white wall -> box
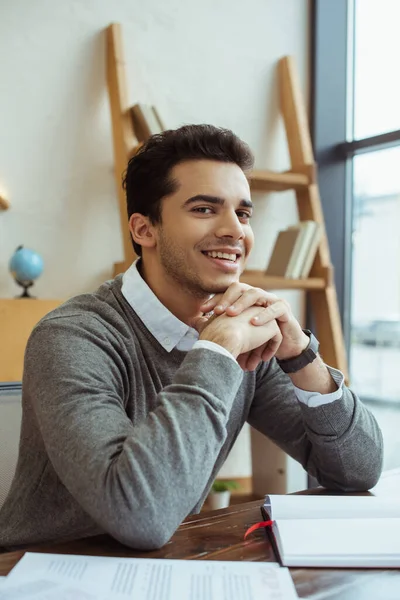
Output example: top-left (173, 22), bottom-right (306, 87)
top-left (0, 0), bottom-right (310, 484)
top-left (0, 0), bottom-right (309, 299)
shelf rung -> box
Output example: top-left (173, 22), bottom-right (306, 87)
top-left (240, 270), bottom-right (325, 290)
top-left (248, 169), bottom-right (309, 192)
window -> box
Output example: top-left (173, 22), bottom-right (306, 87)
top-left (351, 146), bottom-right (400, 401)
top-left (354, 0), bottom-right (400, 139)
top-left (313, 0), bottom-right (400, 469)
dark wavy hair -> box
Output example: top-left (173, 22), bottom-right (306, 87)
top-left (122, 124), bottom-right (254, 256)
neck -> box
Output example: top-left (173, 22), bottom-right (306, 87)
top-left (138, 258), bottom-right (209, 326)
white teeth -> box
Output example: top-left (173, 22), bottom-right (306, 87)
top-left (205, 251), bottom-right (237, 261)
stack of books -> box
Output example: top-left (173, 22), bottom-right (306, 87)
top-left (266, 221), bottom-right (320, 279)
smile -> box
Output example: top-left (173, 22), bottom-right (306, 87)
top-left (201, 250), bottom-right (241, 273)
top-left (202, 251), bottom-right (239, 262)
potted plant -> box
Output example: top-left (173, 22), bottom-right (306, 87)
top-left (208, 480), bottom-right (240, 510)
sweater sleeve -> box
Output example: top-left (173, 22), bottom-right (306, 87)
top-left (247, 358), bottom-right (383, 491)
top-left (24, 314), bottom-right (243, 550)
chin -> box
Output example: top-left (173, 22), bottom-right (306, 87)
top-left (200, 274), bottom-right (240, 294)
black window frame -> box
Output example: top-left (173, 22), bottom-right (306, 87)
top-left (311, 0), bottom-right (400, 356)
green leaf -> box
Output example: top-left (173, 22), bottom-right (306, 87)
top-left (211, 480), bottom-right (240, 492)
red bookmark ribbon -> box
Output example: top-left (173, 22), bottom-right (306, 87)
top-left (244, 520), bottom-right (273, 540)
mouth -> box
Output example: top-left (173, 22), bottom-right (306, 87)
top-left (201, 250), bottom-right (242, 272)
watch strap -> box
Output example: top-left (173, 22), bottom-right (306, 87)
top-left (276, 329), bottom-right (319, 374)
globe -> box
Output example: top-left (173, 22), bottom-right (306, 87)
top-left (9, 245), bottom-right (44, 298)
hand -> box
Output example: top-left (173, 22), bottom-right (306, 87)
top-left (200, 282), bottom-right (309, 360)
top-left (195, 306), bottom-right (283, 371)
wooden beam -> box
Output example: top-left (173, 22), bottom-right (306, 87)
top-left (240, 270), bottom-right (325, 290)
top-left (248, 169), bottom-right (309, 192)
top-left (106, 23), bottom-right (137, 269)
top-left (278, 55), bottom-right (347, 377)
top-left (278, 56), bottom-right (331, 271)
top-left (310, 287), bottom-right (349, 377)
top-left (113, 260), bottom-right (133, 277)
top-left (279, 56), bottom-right (314, 166)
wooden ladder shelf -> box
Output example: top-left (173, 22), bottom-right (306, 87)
top-left (105, 23), bottom-right (348, 378)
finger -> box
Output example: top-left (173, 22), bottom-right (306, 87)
top-left (261, 331), bottom-right (283, 362)
top-left (238, 334), bottom-right (278, 371)
top-left (205, 282), bottom-right (250, 314)
top-left (250, 301), bottom-right (291, 325)
top-left (245, 345), bottom-right (267, 371)
top-left (193, 315), bottom-right (211, 334)
top-left (237, 351), bottom-right (251, 371)
top-left (224, 288), bottom-right (268, 315)
top-left (199, 293), bottom-right (223, 313)
top-left (226, 290), bottom-right (279, 315)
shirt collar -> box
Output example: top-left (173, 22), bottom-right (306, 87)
top-left (121, 260), bottom-right (198, 352)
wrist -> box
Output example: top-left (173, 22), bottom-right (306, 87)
top-left (275, 332), bottom-right (310, 361)
top-left (277, 329), bottom-right (320, 374)
top-left (199, 331), bottom-right (241, 358)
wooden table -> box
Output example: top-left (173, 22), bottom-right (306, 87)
top-left (1, 469), bottom-right (400, 599)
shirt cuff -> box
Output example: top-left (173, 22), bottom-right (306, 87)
top-left (192, 340), bottom-right (237, 363)
top-left (294, 365), bottom-right (344, 407)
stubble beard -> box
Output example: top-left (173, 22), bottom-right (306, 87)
top-left (158, 228), bottom-right (234, 299)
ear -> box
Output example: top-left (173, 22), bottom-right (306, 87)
top-left (129, 213), bottom-right (157, 251)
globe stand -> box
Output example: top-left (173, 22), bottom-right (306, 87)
top-left (15, 279), bottom-right (36, 299)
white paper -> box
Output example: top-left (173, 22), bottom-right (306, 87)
top-left (4, 553), bottom-right (298, 600)
top-left (266, 494), bottom-right (400, 520)
top-left (276, 517), bottom-right (400, 568)
top-left (0, 578), bottom-right (95, 599)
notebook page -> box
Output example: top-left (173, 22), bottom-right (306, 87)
top-left (276, 517), bottom-right (400, 568)
top-left (5, 553), bottom-right (298, 600)
top-left (266, 494), bottom-right (400, 520)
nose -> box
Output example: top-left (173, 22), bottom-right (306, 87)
top-left (215, 209), bottom-right (245, 241)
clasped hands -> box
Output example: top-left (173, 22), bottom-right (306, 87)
top-left (196, 283), bottom-right (309, 371)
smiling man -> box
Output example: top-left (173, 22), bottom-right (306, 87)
top-left (130, 158), bottom-right (255, 318)
top-left (0, 125), bottom-right (383, 552)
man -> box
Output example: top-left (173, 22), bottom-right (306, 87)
top-left (0, 124), bottom-right (383, 551)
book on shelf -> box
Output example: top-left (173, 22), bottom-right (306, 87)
top-left (265, 221), bottom-right (320, 279)
top-left (286, 221), bottom-right (320, 278)
top-left (265, 227), bottom-right (303, 277)
top-left (298, 223), bottom-right (321, 278)
top-left (131, 103), bottom-right (165, 141)
top-left (261, 494), bottom-right (400, 568)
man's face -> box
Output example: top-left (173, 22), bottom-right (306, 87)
top-left (152, 159), bottom-right (254, 297)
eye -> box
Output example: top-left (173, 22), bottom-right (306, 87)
top-left (192, 206), bottom-right (214, 214)
top-left (236, 210), bottom-right (252, 221)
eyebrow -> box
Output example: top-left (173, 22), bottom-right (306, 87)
top-left (182, 194), bottom-right (253, 210)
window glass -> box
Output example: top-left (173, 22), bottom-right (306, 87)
top-left (354, 0), bottom-right (400, 139)
top-left (350, 146), bottom-right (400, 401)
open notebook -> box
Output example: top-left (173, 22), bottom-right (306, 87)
top-left (262, 495), bottom-right (400, 568)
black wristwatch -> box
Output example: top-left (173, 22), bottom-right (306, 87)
top-left (276, 329), bottom-right (319, 374)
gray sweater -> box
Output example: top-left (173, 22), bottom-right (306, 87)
top-left (0, 277), bottom-right (383, 550)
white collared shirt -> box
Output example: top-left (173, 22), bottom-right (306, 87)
top-left (121, 260), bottom-right (344, 407)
